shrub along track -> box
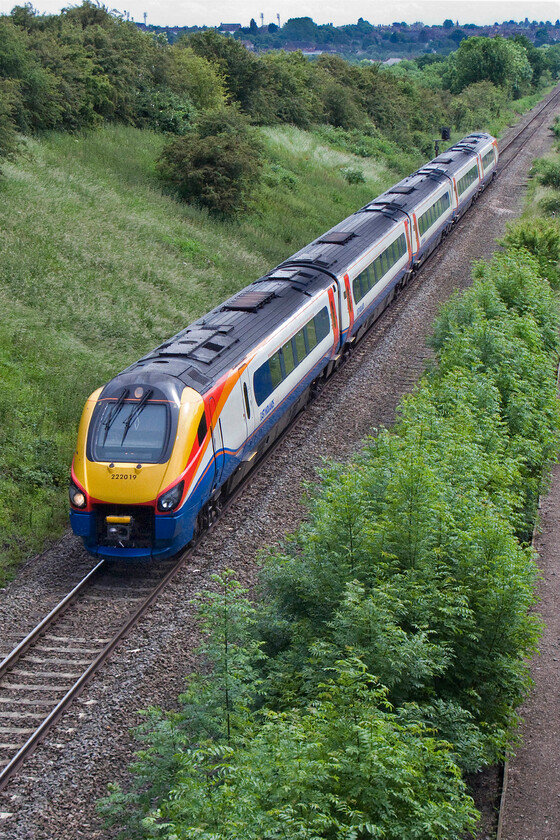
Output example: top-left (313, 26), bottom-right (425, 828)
top-left (0, 89), bottom-right (559, 838)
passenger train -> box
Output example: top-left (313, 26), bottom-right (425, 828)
top-left (69, 132), bottom-right (498, 560)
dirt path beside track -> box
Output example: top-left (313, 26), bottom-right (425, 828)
top-left (500, 462), bottom-right (560, 840)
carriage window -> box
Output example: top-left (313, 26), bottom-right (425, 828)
top-left (293, 329), bottom-right (306, 364)
top-left (305, 319), bottom-right (317, 350)
top-left (314, 307), bottom-right (330, 342)
top-left (282, 342), bottom-right (296, 377)
top-left (482, 149), bottom-right (495, 170)
top-left (418, 192), bottom-right (450, 237)
top-left (352, 233), bottom-right (407, 305)
top-left (253, 306), bottom-right (332, 406)
top-left (457, 165), bottom-right (478, 196)
top-left (269, 352), bottom-right (282, 389)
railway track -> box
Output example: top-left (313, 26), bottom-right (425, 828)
top-left (0, 558), bottom-right (180, 789)
top-left (497, 83), bottom-right (560, 170)
top-left (1, 83), bottom-right (559, 799)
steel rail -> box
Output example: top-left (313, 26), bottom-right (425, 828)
top-left (0, 556), bottom-right (180, 790)
top-left (497, 84), bottom-right (560, 168)
top-left (0, 559), bottom-right (106, 680)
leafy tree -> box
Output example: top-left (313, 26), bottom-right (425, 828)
top-left (545, 43), bottom-right (560, 77)
top-left (165, 45), bottom-right (226, 111)
top-left (449, 80), bottom-right (507, 130)
top-left (157, 106), bottom-right (263, 216)
top-left (447, 35), bottom-right (533, 97)
top-left (186, 29), bottom-right (262, 111)
top-left (101, 652), bottom-right (478, 839)
top-left (134, 86), bottom-right (195, 134)
top-left (250, 50), bottom-right (317, 127)
top-left (281, 16), bottom-right (321, 42)
top-left (450, 28), bottom-right (467, 44)
top-left (0, 16), bottom-right (62, 131)
top-left (510, 34), bottom-right (548, 85)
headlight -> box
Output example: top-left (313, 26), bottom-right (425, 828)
top-left (157, 480), bottom-right (184, 512)
top-left (69, 480), bottom-right (87, 509)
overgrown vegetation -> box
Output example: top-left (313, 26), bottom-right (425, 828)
top-left (99, 237), bottom-right (560, 838)
top-left (1, 4), bottom-right (560, 213)
top-left (157, 107), bottom-right (263, 217)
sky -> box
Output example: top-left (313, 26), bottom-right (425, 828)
top-left (0, 0), bottom-right (558, 29)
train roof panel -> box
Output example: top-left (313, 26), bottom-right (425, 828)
top-left (283, 209), bottom-right (402, 275)
top-left (122, 265), bottom-right (335, 392)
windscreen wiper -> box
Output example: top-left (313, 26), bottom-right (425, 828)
top-left (120, 389), bottom-right (154, 446)
top-left (101, 388), bottom-right (129, 445)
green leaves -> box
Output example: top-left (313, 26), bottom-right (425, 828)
top-left (447, 36), bottom-right (533, 98)
top-left (157, 107), bottom-right (263, 217)
top-left (126, 660), bottom-right (477, 840)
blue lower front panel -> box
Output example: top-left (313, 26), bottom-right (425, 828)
top-left (70, 505), bottom-right (197, 561)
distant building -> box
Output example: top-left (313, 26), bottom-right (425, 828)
top-left (219, 23), bottom-right (242, 32)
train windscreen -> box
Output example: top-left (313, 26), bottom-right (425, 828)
top-left (90, 397), bottom-right (170, 463)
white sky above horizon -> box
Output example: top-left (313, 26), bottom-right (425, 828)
top-left (0, 0), bottom-right (558, 29)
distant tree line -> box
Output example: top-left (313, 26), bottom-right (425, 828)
top-left (230, 14), bottom-right (560, 60)
top-left (147, 15), bottom-right (560, 61)
top-left (2, 3), bottom-right (560, 216)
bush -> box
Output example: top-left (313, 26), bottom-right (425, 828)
top-left (501, 219), bottom-right (560, 288)
top-left (135, 86), bottom-right (195, 135)
top-left (157, 106), bottom-right (263, 216)
top-left (532, 158), bottom-right (560, 189)
top-left (540, 194), bottom-right (560, 215)
top-left (340, 166), bottom-right (365, 184)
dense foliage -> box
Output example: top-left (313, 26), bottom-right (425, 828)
top-left (100, 238), bottom-right (560, 838)
top-left (2, 3), bottom-right (560, 212)
top-left (157, 107), bottom-right (263, 216)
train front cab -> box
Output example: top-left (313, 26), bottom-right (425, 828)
top-left (70, 381), bottom-right (209, 560)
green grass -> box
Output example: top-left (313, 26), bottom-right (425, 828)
top-left (0, 123), bottom-right (400, 581)
top-left (486, 86), bottom-right (557, 138)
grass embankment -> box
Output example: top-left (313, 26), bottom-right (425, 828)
top-left (0, 124), bottom-right (405, 581)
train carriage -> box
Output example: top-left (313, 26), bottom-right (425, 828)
top-left (69, 132), bottom-right (498, 560)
